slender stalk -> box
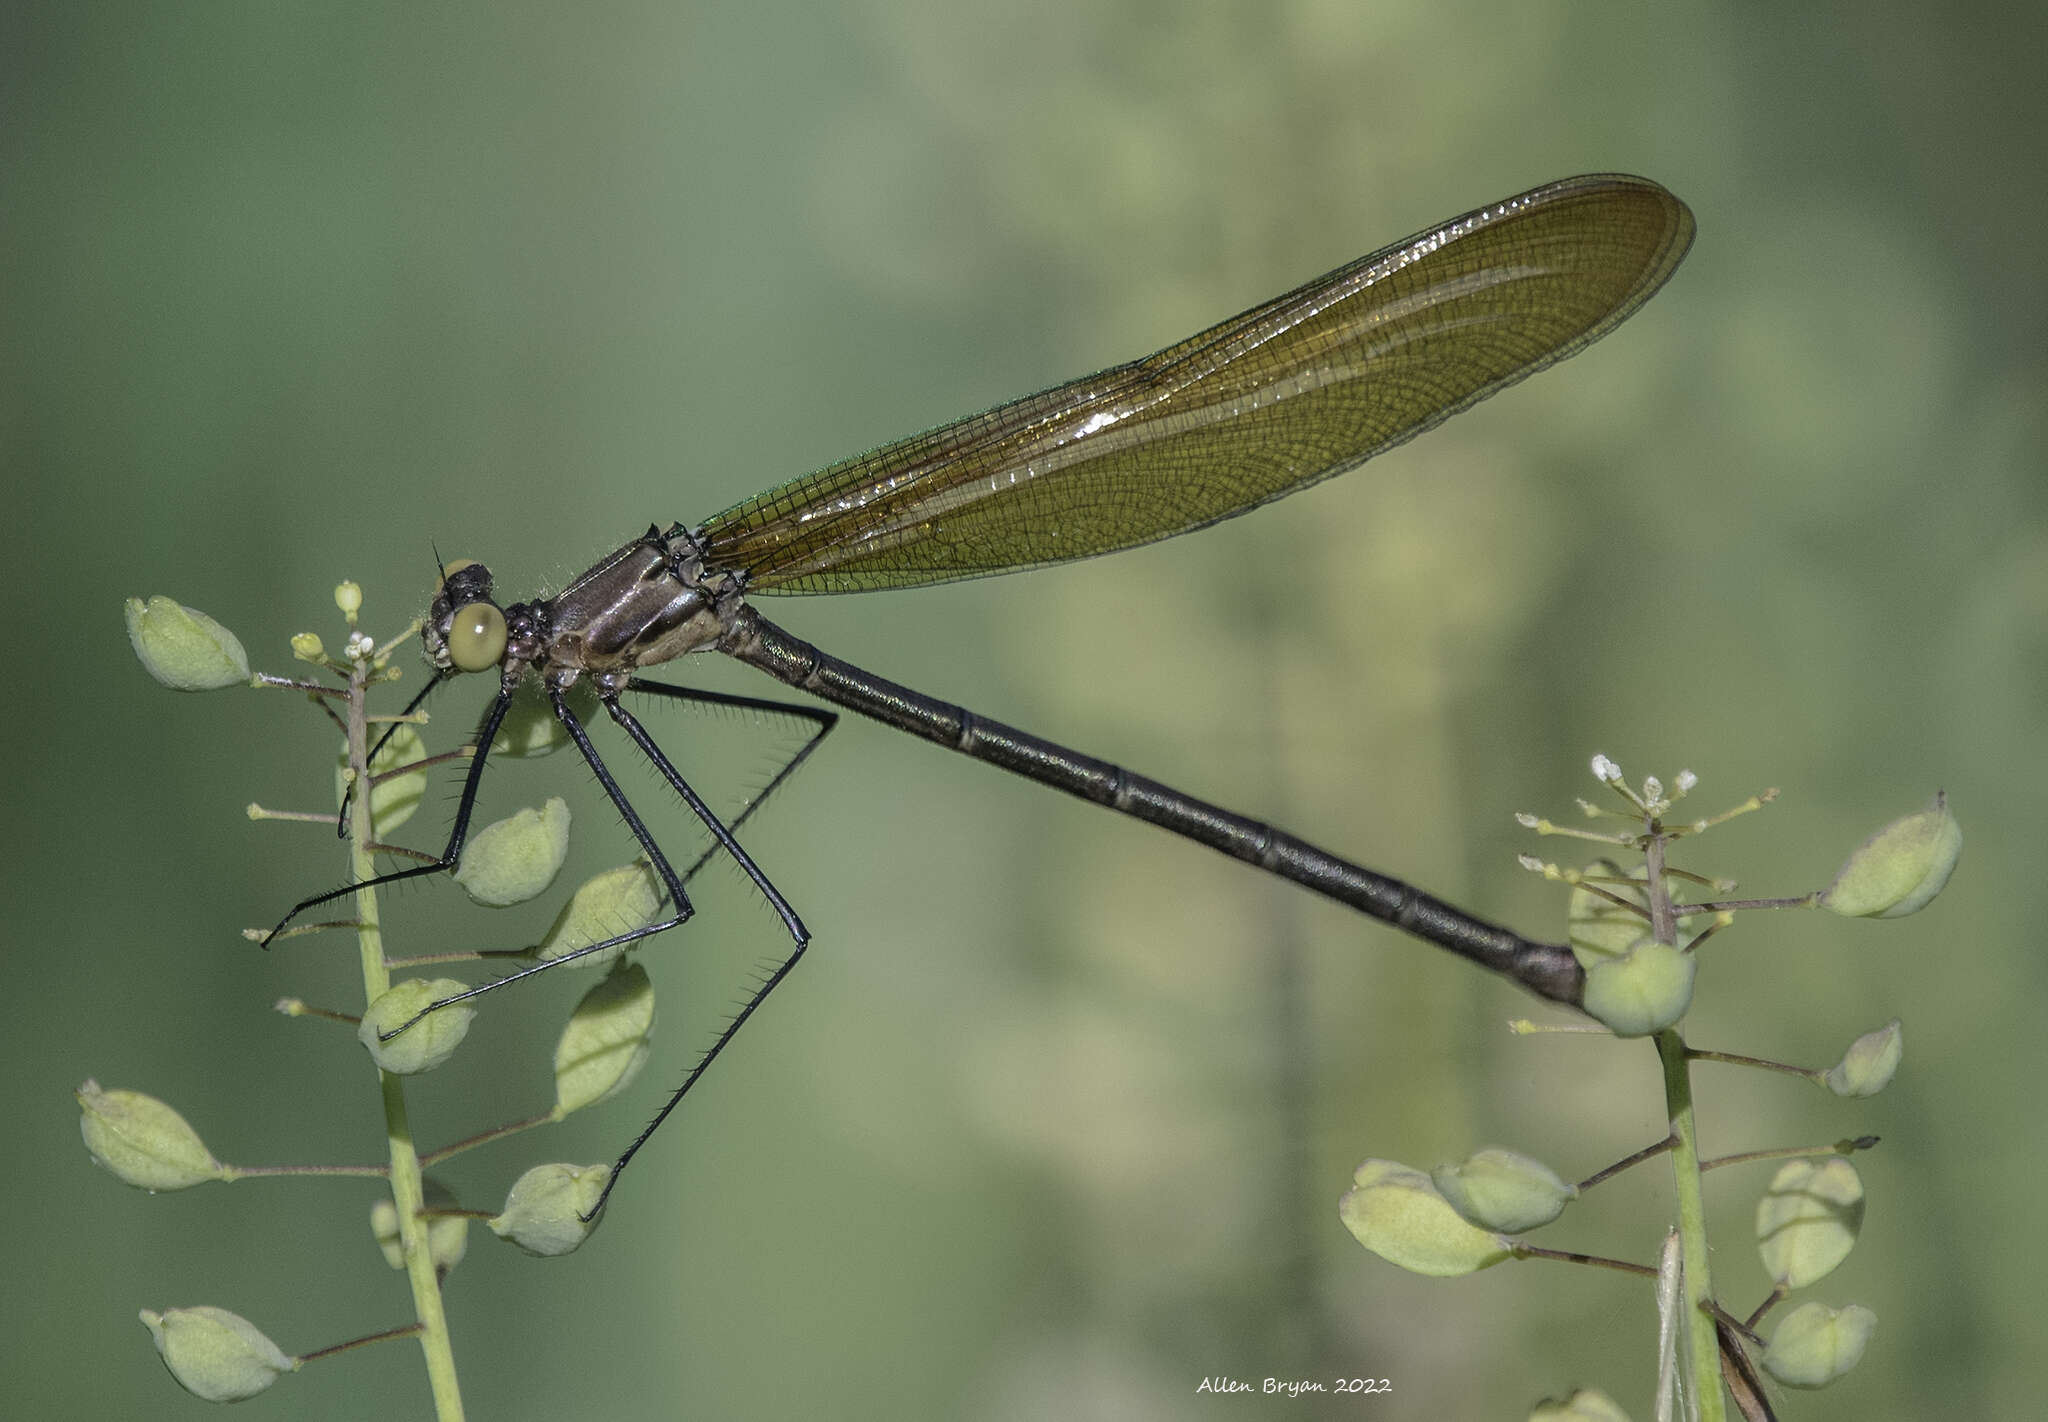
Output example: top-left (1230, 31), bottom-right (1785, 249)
top-left (420, 1111), bottom-right (558, 1168)
top-left (1647, 829), bottom-right (1725, 1422)
top-left (1677, 893), bottom-right (1818, 914)
top-left (1701, 1134), bottom-right (1878, 1172)
top-left (1686, 1047), bottom-right (1817, 1080)
top-left (220, 1162), bottom-right (389, 1180)
top-left (297, 1322), bottom-right (426, 1365)
top-left (1507, 1242), bottom-right (1658, 1279)
top-left (1576, 1133), bottom-right (1676, 1192)
top-left (346, 649), bottom-right (465, 1421)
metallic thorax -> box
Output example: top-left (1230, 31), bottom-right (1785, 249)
top-left (425, 524), bottom-right (744, 691)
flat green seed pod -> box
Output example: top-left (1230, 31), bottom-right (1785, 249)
top-left (554, 963), bottom-right (657, 1115)
top-left (358, 979), bottom-right (474, 1074)
top-left (490, 681), bottom-right (602, 757)
top-left (1582, 940), bottom-right (1695, 1037)
top-left (77, 1080), bottom-right (224, 1191)
top-left (1762, 1301), bottom-right (1876, 1388)
top-left (1567, 861), bottom-right (1645, 962)
top-left (1432, 1146), bottom-right (1576, 1233)
top-left (1824, 1019), bottom-right (1904, 1097)
top-left (334, 723), bottom-right (428, 836)
top-left (139, 1305), bottom-right (296, 1402)
top-left (125, 596), bottom-right (249, 691)
top-left (1339, 1159), bottom-right (1511, 1277)
top-left (370, 1176), bottom-right (469, 1276)
top-left (1756, 1157), bottom-right (1864, 1288)
top-left (490, 1163), bottom-right (609, 1256)
top-left (535, 861), bottom-right (664, 969)
top-left (454, 797), bottom-right (572, 906)
top-left (1822, 793), bottom-right (1962, 918)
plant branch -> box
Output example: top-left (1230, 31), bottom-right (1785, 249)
top-left (1647, 829), bottom-right (1726, 1422)
top-left (345, 640), bottom-right (465, 1422)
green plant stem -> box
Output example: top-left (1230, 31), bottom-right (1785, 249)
top-left (1646, 831), bottom-right (1725, 1422)
top-left (347, 651), bottom-right (465, 1422)
top-left (1657, 1030), bottom-right (1724, 1422)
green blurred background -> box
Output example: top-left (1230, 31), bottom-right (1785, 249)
top-left (8, 2), bottom-right (2044, 1417)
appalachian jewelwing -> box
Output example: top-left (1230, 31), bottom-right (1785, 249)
top-left (273, 173), bottom-right (1694, 1215)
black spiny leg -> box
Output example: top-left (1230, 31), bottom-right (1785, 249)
top-left (261, 682), bottom-right (517, 947)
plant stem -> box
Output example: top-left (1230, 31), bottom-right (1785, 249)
top-left (1658, 1029), bottom-right (1725, 1422)
top-left (347, 650), bottom-right (465, 1422)
top-left (1647, 829), bottom-right (1725, 1422)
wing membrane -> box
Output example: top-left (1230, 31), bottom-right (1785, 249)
top-left (698, 173), bottom-right (1693, 594)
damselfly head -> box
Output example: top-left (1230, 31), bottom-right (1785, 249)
top-left (425, 559), bottom-right (507, 674)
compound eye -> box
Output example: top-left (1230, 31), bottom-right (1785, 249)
top-left (447, 601), bottom-right (507, 672)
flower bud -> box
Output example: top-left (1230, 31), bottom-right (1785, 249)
top-left (554, 964), bottom-right (656, 1115)
top-left (536, 861), bottom-right (663, 969)
top-left (290, 632), bottom-right (325, 663)
top-left (1581, 940), bottom-right (1695, 1037)
top-left (358, 980), bottom-right (474, 1074)
top-left (1431, 1147), bottom-right (1576, 1233)
top-left (454, 798), bottom-right (571, 907)
top-left (370, 1176), bottom-right (469, 1276)
top-left (1822, 793), bottom-right (1962, 918)
top-left (334, 581), bottom-right (362, 616)
top-left (125, 596), bottom-right (249, 691)
top-left (78, 1080), bottom-right (226, 1190)
top-left (1824, 1019), bottom-right (1903, 1097)
top-left (1756, 1158), bottom-right (1863, 1289)
top-left (490, 1163), bottom-right (609, 1256)
top-left (1761, 1301), bottom-right (1876, 1388)
top-left (139, 1305), bottom-right (296, 1402)
top-left (1338, 1159), bottom-right (1511, 1277)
